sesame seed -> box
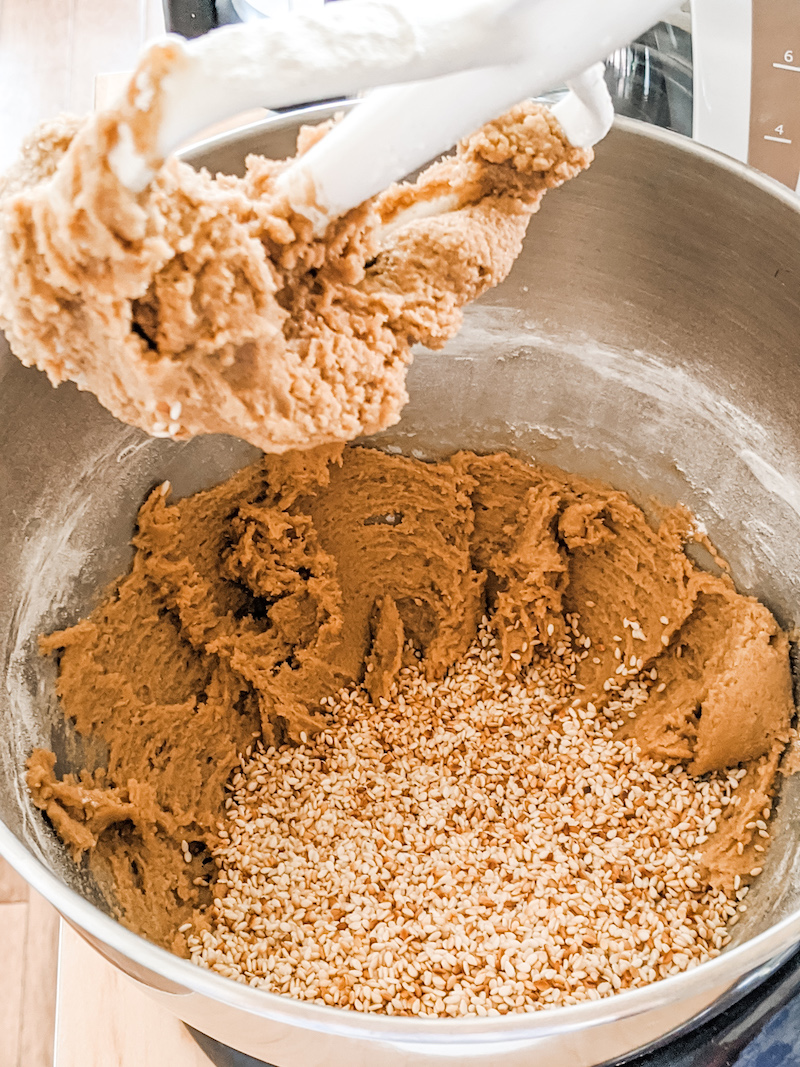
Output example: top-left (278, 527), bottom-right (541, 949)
top-left (187, 623), bottom-right (755, 1016)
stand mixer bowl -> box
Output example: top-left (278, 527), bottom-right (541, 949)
top-left (2, 107), bottom-right (800, 1066)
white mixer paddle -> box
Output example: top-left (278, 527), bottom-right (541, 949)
top-left (110, 0), bottom-right (676, 220)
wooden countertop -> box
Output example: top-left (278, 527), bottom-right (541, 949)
top-left (54, 924), bottom-right (212, 1067)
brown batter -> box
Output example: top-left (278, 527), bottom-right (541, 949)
top-left (0, 89), bottom-right (591, 453)
top-left (28, 447), bottom-right (794, 952)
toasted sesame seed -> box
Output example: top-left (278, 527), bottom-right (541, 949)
top-left (187, 623), bottom-right (757, 1017)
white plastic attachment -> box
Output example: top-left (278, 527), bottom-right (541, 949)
top-left (111, 0), bottom-right (675, 204)
top-left (276, 0), bottom-right (674, 227)
top-left (153, 0), bottom-right (531, 160)
top-left (552, 64), bottom-right (615, 149)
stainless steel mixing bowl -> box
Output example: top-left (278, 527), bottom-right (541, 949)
top-left (2, 107), bottom-right (800, 1067)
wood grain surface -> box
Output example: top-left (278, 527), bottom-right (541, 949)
top-left (54, 925), bottom-right (211, 1067)
top-left (0, 865), bottom-right (61, 1067)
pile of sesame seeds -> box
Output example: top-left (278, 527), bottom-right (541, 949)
top-left (186, 617), bottom-right (753, 1017)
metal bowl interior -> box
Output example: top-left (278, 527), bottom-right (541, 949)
top-left (2, 111), bottom-right (800, 1066)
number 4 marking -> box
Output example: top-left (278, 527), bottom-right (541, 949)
top-left (764, 125), bottom-right (792, 144)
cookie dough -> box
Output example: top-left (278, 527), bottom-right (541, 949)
top-left (28, 447), bottom-right (795, 951)
top-left (0, 94), bottom-right (590, 453)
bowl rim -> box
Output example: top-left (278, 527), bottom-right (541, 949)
top-left (2, 107), bottom-right (800, 1044)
